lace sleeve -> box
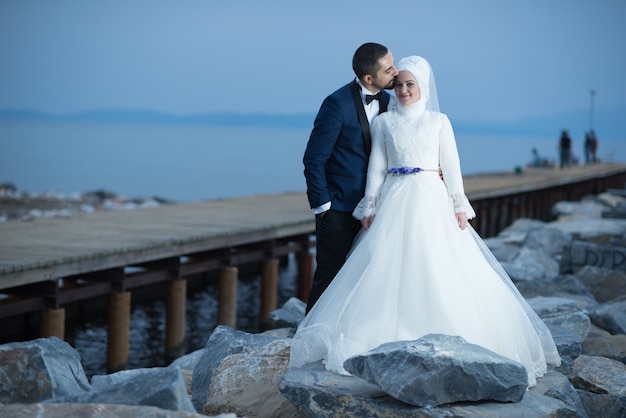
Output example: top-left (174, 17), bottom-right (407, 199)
top-left (353, 118), bottom-right (387, 220)
top-left (439, 114), bottom-right (476, 219)
top-left (352, 196), bottom-right (378, 220)
top-left (451, 193), bottom-right (476, 219)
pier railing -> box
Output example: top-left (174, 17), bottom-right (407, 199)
top-left (467, 164), bottom-right (626, 237)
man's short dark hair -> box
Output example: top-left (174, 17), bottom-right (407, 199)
top-left (352, 43), bottom-right (389, 79)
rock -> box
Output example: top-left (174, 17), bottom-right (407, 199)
top-left (582, 329), bottom-right (626, 363)
top-left (169, 348), bottom-right (204, 371)
top-left (79, 366), bottom-right (194, 412)
top-left (498, 218), bottom-right (548, 243)
top-left (514, 274), bottom-right (598, 309)
top-left (202, 339), bottom-right (304, 418)
top-left (549, 218), bottom-right (626, 245)
top-left (529, 297), bottom-right (591, 342)
top-left (280, 361), bottom-right (580, 417)
top-left (577, 389), bottom-right (626, 418)
top-left (570, 355), bottom-right (626, 396)
top-left (549, 326), bottom-right (582, 360)
top-left (552, 199), bottom-right (612, 220)
top-left (191, 325), bottom-right (279, 411)
top-left (501, 247), bottom-right (560, 282)
top-left (0, 337), bottom-right (90, 404)
top-left (0, 403), bottom-right (230, 418)
top-left (561, 240), bottom-right (626, 273)
top-left (523, 226), bottom-right (572, 257)
top-left (575, 266), bottom-right (626, 303)
top-left (587, 296), bottom-right (626, 334)
top-left (269, 297), bottom-right (306, 328)
top-left (530, 371), bottom-right (588, 417)
top-left (343, 334), bottom-right (528, 407)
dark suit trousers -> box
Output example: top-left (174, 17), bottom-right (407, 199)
top-left (306, 210), bottom-right (362, 313)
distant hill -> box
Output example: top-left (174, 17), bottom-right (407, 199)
top-left (1, 106), bottom-right (623, 138)
top-left (0, 108), bottom-right (314, 129)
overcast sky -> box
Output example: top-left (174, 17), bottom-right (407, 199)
top-left (1, 1), bottom-right (625, 124)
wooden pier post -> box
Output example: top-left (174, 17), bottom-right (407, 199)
top-left (218, 266), bottom-right (238, 328)
top-left (165, 278), bottom-right (186, 359)
top-left (41, 307), bottom-right (65, 340)
top-left (260, 259), bottom-right (279, 325)
top-left (107, 291), bottom-right (131, 373)
top-left (297, 251), bottom-right (313, 303)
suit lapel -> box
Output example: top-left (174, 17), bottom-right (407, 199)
top-left (350, 80), bottom-right (372, 156)
top-left (380, 93), bottom-right (389, 114)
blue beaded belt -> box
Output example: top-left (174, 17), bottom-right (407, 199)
top-left (387, 166), bottom-right (437, 175)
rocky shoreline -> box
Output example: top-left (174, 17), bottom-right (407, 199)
top-left (1, 188), bottom-right (626, 417)
top-left (0, 182), bottom-right (174, 222)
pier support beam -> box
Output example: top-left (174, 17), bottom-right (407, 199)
top-left (260, 259), bottom-right (279, 327)
top-left (218, 266), bottom-right (238, 328)
top-left (107, 291), bottom-right (131, 373)
top-left (166, 278), bottom-right (187, 360)
top-left (41, 307), bottom-right (65, 340)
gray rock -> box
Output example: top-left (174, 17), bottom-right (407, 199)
top-left (530, 371), bottom-right (588, 418)
top-left (169, 348), bottom-right (203, 371)
top-left (0, 337), bottom-right (90, 404)
top-left (588, 296), bottom-right (626, 334)
top-left (69, 366), bottom-right (195, 412)
top-left (498, 218), bottom-right (548, 243)
top-left (577, 389), bottom-right (626, 418)
top-left (549, 326), bottom-right (582, 359)
top-left (343, 334), bottom-right (528, 407)
top-left (582, 331), bottom-right (626, 363)
top-left (269, 296), bottom-right (306, 328)
top-left (570, 355), bottom-right (626, 396)
top-left (0, 403), bottom-right (228, 418)
top-left (280, 361), bottom-right (580, 417)
top-left (552, 200), bottom-right (611, 220)
top-left (202, 338), bottom-right (304, 418)
top-left (191, 325), bottom-right (279, 411)
top-left (523, 226), bottom-right (572, 257)
top-left (575, 266), bottom-right (626, 303)
top-left (549, 218), bottom-right (626, 244)
top-left (514, 274), bottom-right (598, 309)
top-left (501, 246), bottom-right (560, 282)
top-left (483, 236), bottom-right (522, 262)
top-left (561, 240), bottom-right (626, 274)
top-left (529, 297), bottom-right (591, 341)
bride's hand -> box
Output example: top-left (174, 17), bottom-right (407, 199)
top-left (456, 213), bottom-right (468, 230)
top-left (361, 215), bottom-right (375, 230)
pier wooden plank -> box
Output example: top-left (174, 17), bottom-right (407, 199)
top-left (1, 163), bottom-right (625, 291)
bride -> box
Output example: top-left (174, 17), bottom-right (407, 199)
top-left (289, 55), bottom-right (561, 387)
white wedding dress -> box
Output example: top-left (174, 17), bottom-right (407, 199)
top-left (289, 106), bottom-right (561, 387)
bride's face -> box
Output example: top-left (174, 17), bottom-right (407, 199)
top-left (394, 71), bottom-right (421, 106)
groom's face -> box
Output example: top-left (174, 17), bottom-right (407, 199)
top-left (370, 52), bottom-right (398, 90)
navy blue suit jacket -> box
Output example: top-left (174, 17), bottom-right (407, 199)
top-left (303, 80), bottom-right (390, 212)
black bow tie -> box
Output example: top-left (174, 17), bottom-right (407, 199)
top-left (365, 91), bottom-right (382, 105)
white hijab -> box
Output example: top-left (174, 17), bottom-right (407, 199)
top-left (393, 55), bottom-right (440, 116)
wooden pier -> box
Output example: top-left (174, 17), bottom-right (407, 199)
top-left (1, 162), bottom-right (625, 371)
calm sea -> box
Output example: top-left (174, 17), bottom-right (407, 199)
top-left (2, 120), bottom-right (624, 201)
top-left (1, 120), bottom-right (624, 377)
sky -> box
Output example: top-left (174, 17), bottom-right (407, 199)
top-left (1, 1), bottom-right (625, 125)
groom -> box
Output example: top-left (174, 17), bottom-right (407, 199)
top-left (303, 42), bottom-right (397, 313)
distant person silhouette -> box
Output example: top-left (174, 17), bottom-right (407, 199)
top-left (589, 129), bottom-right (598, 162)
top-left (531, 148), bottom-right (543, 167)
top-left (584, 132), bottom-right (592, 163)
top-left (558, 130), bottom-right (572, 168)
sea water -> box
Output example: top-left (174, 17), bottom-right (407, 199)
top-left (2, 120), bottom-right (624, 201)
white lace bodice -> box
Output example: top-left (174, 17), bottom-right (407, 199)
top-left (353, 109), bottom-right (475, 219)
